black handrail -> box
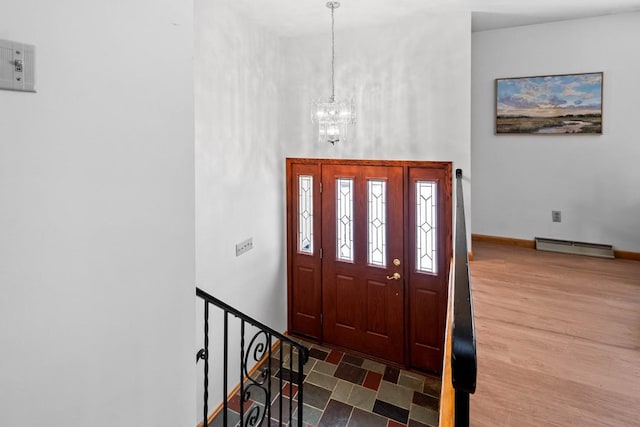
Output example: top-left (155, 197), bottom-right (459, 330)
top-left (196, 287), bottom-right (310, 427)
top-left (451, 169), bottom-right (477, 427)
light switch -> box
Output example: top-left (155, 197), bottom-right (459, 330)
top-left (0, 39), bottom-right (36, 92)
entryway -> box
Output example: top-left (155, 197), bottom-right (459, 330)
top-left (286, 159), bottom-right (452, 373)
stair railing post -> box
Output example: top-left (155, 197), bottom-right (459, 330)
top-left (223, 311), bottom-right (228, 427)
top-left (203, 301), bottom-right (209, 427)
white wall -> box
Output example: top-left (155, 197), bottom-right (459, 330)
top-left (472, 13), bottom-right (640, 252)
top-left (195, 0), bottom-right (288, 412)
top-left (196, 0), bottom-right (286, 321)
top-left (195, 2), bottom-right (471, 413)
top-left (280, 11), bottom-right (472, 242)
top-left (0, 1), bottom-right (195, 426)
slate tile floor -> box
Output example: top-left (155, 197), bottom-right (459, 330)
top-left (210, 339), bottom-right (441, 427)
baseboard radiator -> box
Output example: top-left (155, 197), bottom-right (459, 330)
top-left (535, 237), bottom-right (615, 259)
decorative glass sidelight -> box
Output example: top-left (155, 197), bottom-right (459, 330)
top-left (298, 176), bottom-right (313, 254)
top-left (416, 181), bottom-right (438, 274)
top-left (367, 180), bottom-right (387, 267)
top-left (336, 178), bottom-right (354, 261)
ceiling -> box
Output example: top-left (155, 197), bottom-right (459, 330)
top-left (226, 0), bottom-right (640, 35)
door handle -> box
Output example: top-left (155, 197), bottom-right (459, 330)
top-left (386, 272), bottom-right (401, 280)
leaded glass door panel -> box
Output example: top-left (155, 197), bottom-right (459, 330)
top-left (287, 162), bottom-right (322, 340)
top-left (407, 166), bottom-right (451, 372)
top-left (321, 164), bottom-right (405, 363)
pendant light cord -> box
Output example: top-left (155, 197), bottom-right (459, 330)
top-left (331, 3), bottom-right (335, 102)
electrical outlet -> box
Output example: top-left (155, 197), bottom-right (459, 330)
top-left (235, 237), bottom-right (253, 256)
top-left (552, 211), bottom-right (562, 223)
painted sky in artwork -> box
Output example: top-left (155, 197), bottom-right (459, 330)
top-left (497, 73), bottom-right (602, 117)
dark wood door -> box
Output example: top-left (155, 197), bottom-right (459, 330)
top-left (286, 159), bottom-right (452, 373)
top-left (321, 164), bottom-right (405, 363)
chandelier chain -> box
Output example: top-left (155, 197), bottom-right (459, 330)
top-left (331, 4), bottom-right (335, 102)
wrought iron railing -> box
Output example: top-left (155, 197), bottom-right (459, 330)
top-left (451, 169), bottom-right (477, 426)
top-left (196, 287), bottom-right (310, 427)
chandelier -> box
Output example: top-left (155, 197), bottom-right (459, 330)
top-left (311, 1), bottom-right (356, 145)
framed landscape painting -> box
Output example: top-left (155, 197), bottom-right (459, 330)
top-left (496, 72), bottom-right (603, 134)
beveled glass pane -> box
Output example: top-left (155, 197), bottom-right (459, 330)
top-left (416, 181), bottom-right (437, 274)
top-left (298, 175), bottom-right (313, 254)
top-left (367, 180), bottom-right (387, 267)
top-left (336, 178), bottom-right (354, 262)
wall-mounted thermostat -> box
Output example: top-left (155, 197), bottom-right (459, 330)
top-left (0, 39), bottom-right (36, 92)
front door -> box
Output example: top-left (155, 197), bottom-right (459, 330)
top-left (321, 164), bottom-right (405, 363)
top-left (286, 159), bottom-right (452, 373)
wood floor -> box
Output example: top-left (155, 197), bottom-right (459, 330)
top-left (468, 241), bottom-right (640, 427)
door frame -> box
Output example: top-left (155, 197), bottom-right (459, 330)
top-left (286, 158), bottom-right (452, 371)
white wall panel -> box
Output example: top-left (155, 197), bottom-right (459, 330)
top-left (0, 1), bottom-right (195, 425)
top-left (472, 13), bottom-right (640, 252)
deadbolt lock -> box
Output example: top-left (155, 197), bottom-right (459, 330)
top-left (393, 258), bottom-right (401, 266)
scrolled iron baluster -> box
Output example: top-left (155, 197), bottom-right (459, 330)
top-left (240, 329), bottom-right (271, 426)
top-left (244, 404), bottom-right (262, 426)
top-left (243, 330), bottom-right (270, 384)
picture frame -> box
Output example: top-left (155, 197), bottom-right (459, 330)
top-left (495, 72), bottom-right (603, 135)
